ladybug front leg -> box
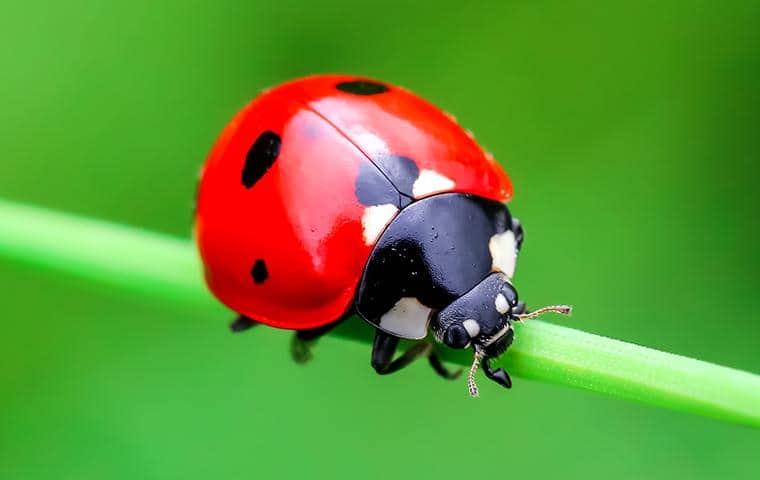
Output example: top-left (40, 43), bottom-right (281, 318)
top-left (371, 330), bottom-right (432, 375)
top-left (372, 331), bottom-right (461, 379)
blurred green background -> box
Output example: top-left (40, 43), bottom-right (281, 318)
top-left (2, 1), bottom-right (759, 478)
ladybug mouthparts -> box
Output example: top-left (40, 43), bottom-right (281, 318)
top-left (466, 303), bottom-right (571, 397)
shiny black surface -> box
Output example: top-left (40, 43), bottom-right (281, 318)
top-left (431, 272), bottom-right (517, 349)
top-left (335, 79), bottom-right (389, 95)
top-left (355, 193), bottom-right (512, 325)
top-left (354, 154), bottom-right (422, 208)
top-left (241, 130), bottom-right (280, 188)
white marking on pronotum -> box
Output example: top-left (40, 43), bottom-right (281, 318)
top-left (361, 204), bottom-right (398, 245)
top-left (489, 230), bottom-right (517, 277)
top-left (378, 297), bottom-right (432, 340)
top-left (462, 319), bottom-right (481, 338)
top-left (412, 170), bottom-right (455, 198)
top-left (495, 293), bottom-right (510, 314)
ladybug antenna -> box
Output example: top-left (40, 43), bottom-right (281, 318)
top-left (468, 306), bottom-right (571, 397)
top-left (467, 349), bottom-right (485, 397)
top-left (514, 304), bottom-right (572, 322)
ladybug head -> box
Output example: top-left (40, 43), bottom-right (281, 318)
top-left (431, 273), bottom-right (519, 355)
top-left (431, 273), bottom-right (571, 395)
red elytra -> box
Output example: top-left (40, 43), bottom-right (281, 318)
top-left (195, 75), bottom-right (513, 330)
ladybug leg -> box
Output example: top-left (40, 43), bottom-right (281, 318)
top-left (482, 356), bottom-right (512, 389)
top-left (291, 319), bottom-right (344, 364)
top-left (428, 352), bottom-right (462, 380)
top-left (229, 315), bottom-right (258, 333)
top-left (371, 330), bottom-right (432, 375)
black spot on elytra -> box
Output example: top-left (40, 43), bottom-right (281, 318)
top-left (242, 131), bottom-right (280, 188)
top-left (336, 80), bottom-right (389, 96)
top-left (354, 155), bottom-right (421, 208)
top-left (373, 155), bottom-right (419, 204)
top-left (355, 162), bottom-right (401, 207)
top-left (251, 260), bottom-right (268, 284)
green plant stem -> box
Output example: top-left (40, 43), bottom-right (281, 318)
top-left (1, 198), bottom-right (759, 427)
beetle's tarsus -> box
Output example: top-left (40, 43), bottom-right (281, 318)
top-left (230, 315), bottom-right (258, 333)
top-left (482, 356), bottom-right (512, 389)
top-left (290, 335), bottom-right (314, 364)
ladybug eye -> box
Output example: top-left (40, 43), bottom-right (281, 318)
top-left (499, 282), bottom-right (519, 307)
top-left (443, 324), bottom-right (471, 349)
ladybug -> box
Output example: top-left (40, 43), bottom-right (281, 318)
top-left (195, 75), bottom-right (569, 395)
